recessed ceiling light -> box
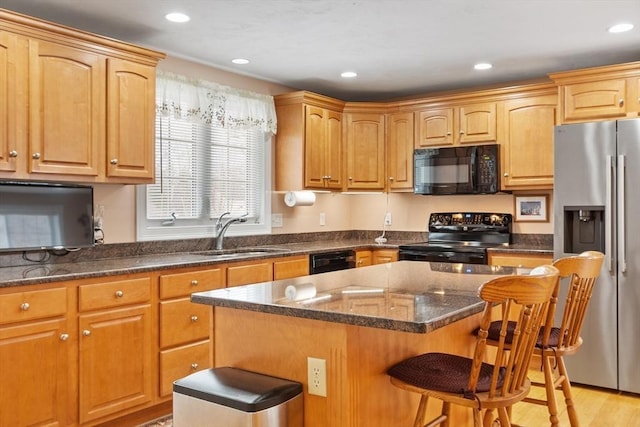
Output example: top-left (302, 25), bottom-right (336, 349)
top-left (474, 63), bottom-right (493, 70)
top-left (341, 71), bottom-right (358, 78)
top-left (232, 58), bottom-right (250, 65)
top-left (165, 12), bottom-right (190, 23)
top-left (608, 23), bottom-right (634, 33)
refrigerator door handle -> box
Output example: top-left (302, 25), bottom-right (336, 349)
top-left (618, 154), bottom-right (627, 273)
top-left (606, 155), bottom-right (614, 272)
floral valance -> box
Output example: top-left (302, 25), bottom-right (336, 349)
top-left (156, 70), bottom-right (277, 134)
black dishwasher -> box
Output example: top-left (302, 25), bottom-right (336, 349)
top-left (309, 250), bottom-right (356, 274)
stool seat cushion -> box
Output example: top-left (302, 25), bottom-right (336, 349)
top-left (388, 352), bottom-right (505, 395)
top-left (481, 321), bottom-right (562, 348)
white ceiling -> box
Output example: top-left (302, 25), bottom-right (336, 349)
top-left (2, 0), bottom-right (639, 101)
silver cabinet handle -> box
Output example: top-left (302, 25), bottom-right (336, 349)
top-left (82, 330), bottom-right (91, 336)
top-left (191, 363), bottom-right (199, 370)
top-left (60, 334), bottom-right (70, 341)
top-left (191, 315), bottom-right (198, 322)
top-left (9, 150), bottom-right (18, 158)
top-left (32, 153), bottom-right (40, 159)
top-left (191, 280), bottom-right (198, 286)
top-left (20, 302), bottom-right (30, 311)
top-left (115, 290), bottom-right (124, 298)
top-left (110, 158), bottom-right (118, 165)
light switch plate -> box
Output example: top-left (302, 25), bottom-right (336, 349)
top-left (271, 213), bottom-right (283, 228)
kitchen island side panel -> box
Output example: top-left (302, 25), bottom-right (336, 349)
top-left (213, 306), bottom-right (482, 427)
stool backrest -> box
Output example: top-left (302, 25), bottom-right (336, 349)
top-left (542, 251), bottom-right (605, 349)
top-left (472, 265), bottom-right (559, 398)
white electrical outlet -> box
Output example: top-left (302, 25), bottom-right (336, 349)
top-left (307, 357), bottom-right (327, 397)
top-left (384, 212), bottom-right (392, 226)
top-left (271, 213), bottom-right (283, 228)
top-left (319, 212), bottom-right (326, 226)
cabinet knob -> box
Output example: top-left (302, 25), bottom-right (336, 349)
top-left (348, 176), bottom-right (353, 181)
top-left (82, 330), bottom-right (91, 337)
top-left (31, 152), bottom-right (41, 160)
top-left (447, 131), bottom-right (452, 136)
top-left (191, 363), bottom-right (199, 370)
top-left (389, 176), bottom-right (395, 182)
top-left (191, 280), bottom-right (199, 286)
top-left (110, 158), bottom-right (119, 165)
top-left (503, 172), bottom-right (509, 177)
top-left (60, 333), bottom-right (70, 341)
top-left (9, 150), bottom-right (18, 158)
top-left (115, 290), bottom-right (124, 298)
top-left (459, 130), bottom-right (465, 134)
top-left (191, 315), bottom-right (198, 322)
top-left (619, 99), bottom-right (624, 107)
top-left (20, 302), bottom-right (30, 311)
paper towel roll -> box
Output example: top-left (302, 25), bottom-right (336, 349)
top-left (284, 191), bottom-right (316, 207)
top-left (285, 283), bottom-right (317, 301)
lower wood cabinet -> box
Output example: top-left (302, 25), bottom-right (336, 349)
top-left (0, 288), bottom-right (71, 427)
top-left (488, 252), bottom-right (553, 268)
top-left (78, 277), bottom-right (153, 424)
top-left (355, 248), bottom-right (398, 267)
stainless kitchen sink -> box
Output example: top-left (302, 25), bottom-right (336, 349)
top-left (189, 247), bottom-right (291, 260)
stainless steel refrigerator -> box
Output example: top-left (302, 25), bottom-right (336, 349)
top-left (554, 118), bottom-right (640, 393)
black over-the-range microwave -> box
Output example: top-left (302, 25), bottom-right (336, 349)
top-left (413, 144), bottom-right (500, 195)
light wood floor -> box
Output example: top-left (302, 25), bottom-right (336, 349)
top-left (510, 368), bottom-right (640, 426)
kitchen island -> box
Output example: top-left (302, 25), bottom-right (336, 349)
top-left (192, 261), bottom-right (520, 427)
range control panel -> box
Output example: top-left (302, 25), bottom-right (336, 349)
top-left (429, 212), bottom-right (512, 229)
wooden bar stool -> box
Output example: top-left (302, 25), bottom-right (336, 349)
top-left (388, 265), bottom-right (559, 427)
top-left (481, 251), bottom-right (604, 426)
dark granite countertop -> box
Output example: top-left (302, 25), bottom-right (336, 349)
top-left (192, 261), bottom-right (521, 334)
top-left (0, 239), bottom-right (407, 288)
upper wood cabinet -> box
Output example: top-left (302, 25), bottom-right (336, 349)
top-left (345, 112), bottom-right (386, 190)
top-left (550, 61), bottom-right (640, 123)
top-left (386, 112), bottom-right (414, 191)
top-left (501, 89), bottom-right (557, 190)
top-left (0, 31), bottom-right (26, 174)
top-left (274, 91), bottom-right (345, 190)
top-left (0, 9), bottom-right (164, 183)
top-left (415, 102), bottom-right (498, 147)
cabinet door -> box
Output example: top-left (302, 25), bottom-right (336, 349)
top-left (305, 106), bottom-right (328, 188)
top-left (373, 249), bottom-right (398, 264)
top-left (273, 255), bottom-right (309, 280)
top-left (488, 252), bottom-right (553, 268)
top-left (457, 102), bottom-right (497, 144)
top-left (561, 79), bottom-right (627, 122)
top-left (0, 318), bottom-right (70, 427)
top-left (106, 58), bottom-right (156, 180)
top-left (0, 32), bottom-right (26, 175)
top-left (346, 113), bottom-right (385, 190)
top-left (415, 108), bottom-right (454, 147)
top-left (325, 109), bottom-right (344, 189)
top-left (502, 95), bottom-right (557, 189)
top-left (28, 39), bottom-right (104, 176)
top-left (159, 340), bottom-right (210, 397)
top-left (78, 304), bottom-right (153, 423)
top-left (386, 112), bottom-right (414, 191)
top-left (355, 250), bottom-right (372, 268)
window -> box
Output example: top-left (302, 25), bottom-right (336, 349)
top-left (136, 72), bottom-right (275, 241)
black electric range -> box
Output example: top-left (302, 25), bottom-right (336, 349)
top-left (398, 212), bottom-right (512, 264)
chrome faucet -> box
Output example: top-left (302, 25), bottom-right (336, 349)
top-left (214, 212), bottom-right (248, 250)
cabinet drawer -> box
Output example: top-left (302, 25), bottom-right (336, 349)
top-left (78, 277), bottom-right (151, 312)
top-left (0, 287), bottom-right (67, 325)
top-left (488, 253), bottom-right (553, 268)
top-left (159, 340), bottom-right (210, 397)
top-left (273, 256), bottom-right (309, 280)
top-left (159, 268), bottom-right (224, 299)
top-left (226, 261), bottom-right (273, 287)
top-left (159, 298), bottom-right (211, 348)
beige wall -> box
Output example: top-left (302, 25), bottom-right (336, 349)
top-left (96, 55), bottom-right (553, 244)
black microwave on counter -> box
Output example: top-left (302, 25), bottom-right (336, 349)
top-left (413, 144), bottom-right (500, 195)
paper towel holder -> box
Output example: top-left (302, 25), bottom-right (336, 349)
top-left (284, 190), bottom-right (316, 207)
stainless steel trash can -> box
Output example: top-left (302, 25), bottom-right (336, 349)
top-left (173, 367), bottom-right (303, 427)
